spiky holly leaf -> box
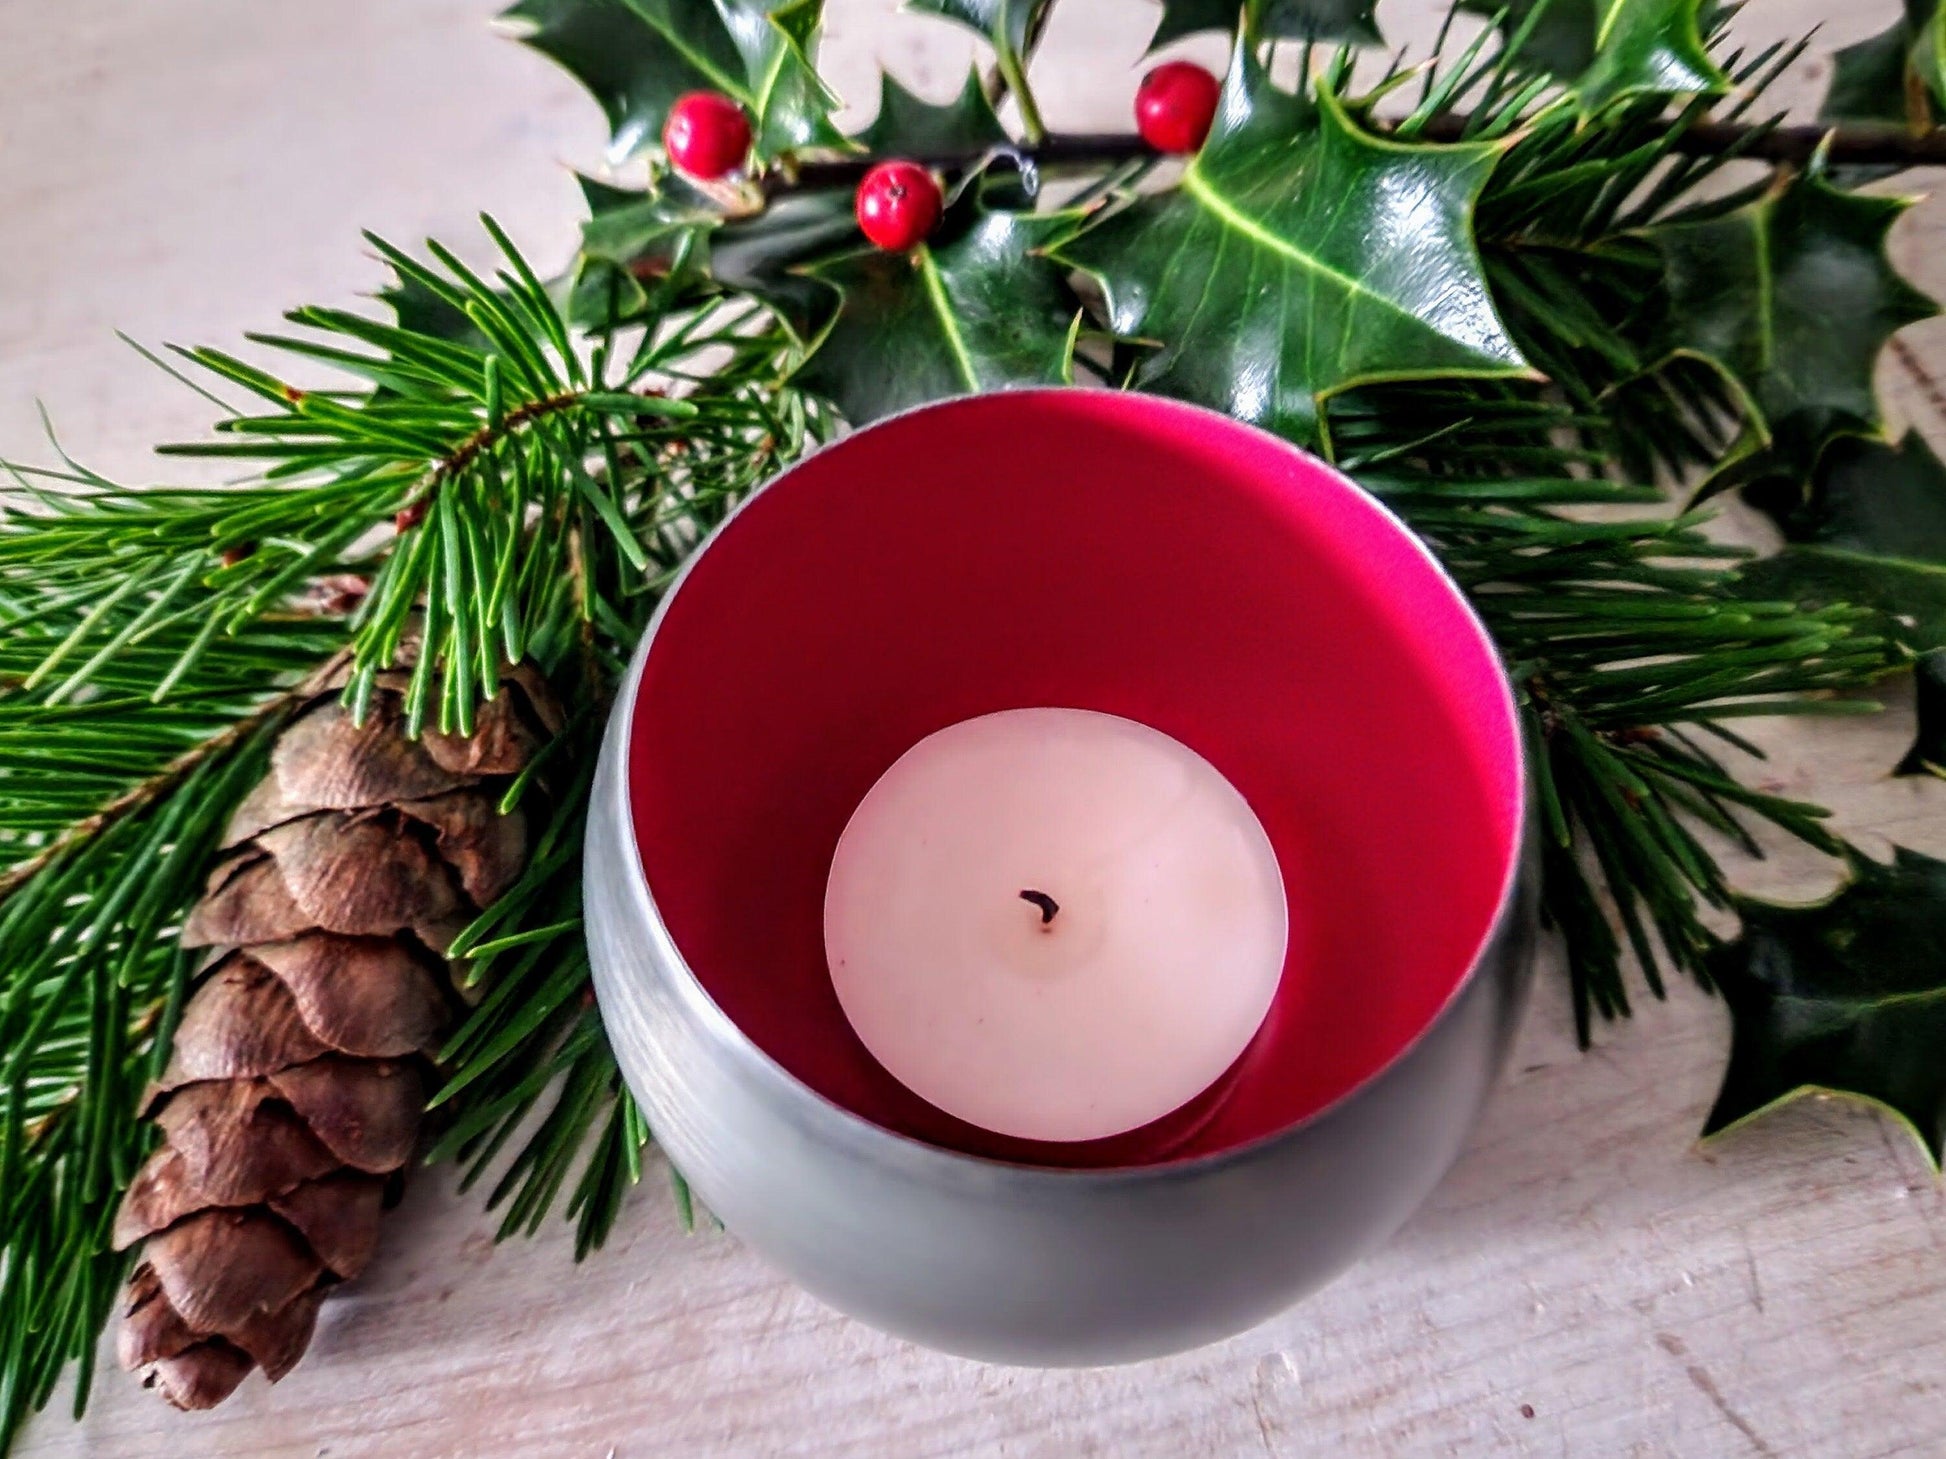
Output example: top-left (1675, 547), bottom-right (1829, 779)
top-left (794, 206), bottom-right (1079, 425)
top-left (569, 174), bottom-right (718, 326)
top-left (1456, 0), bottom-right (1721, 105)
top-left (1736, 433), bottom-right (1946, 653)
top-left (500, 0), bottom-right (844, 162)
top-left (1456, 0), bottom-right (1596, 78)
top-left (709, 187), bottom-right (858, 336)
top-left (1820, 2), bottom-right (1943, 124)
top-left (729, 0), bottom-right (851, 154)
top-left (1649, 174), bottom-right (1937, 470)
top-left (569, 168), bottom-right (857, 336)
top-left (1054, 49), bottom-right (1527, 448)
top-left (1918, 6), bottom-right (1946, 109)
top-left (1823, 21), bottom-right (1916, 125)
top-left (908, 0), bottom-right (1049, 54)
top-left (1573, 0), bottom-right (1724, 112)
top-left (1147, 0), bottom-right (1381, 51)
top-left (859, 68), bottom-right (1007, 154)
top-left (380, 271), bottom-right (486, 346)
top-left (1896, 650), bottom-right (1946, 777)
top-left (1704, 846), bottom-right (1946, 1165)
top-left (577, 174), bottom-right (718, 269)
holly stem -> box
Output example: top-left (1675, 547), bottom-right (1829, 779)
top-left (996, 43), bottom-right (1048, 144)
top-left (779, 116), bottom-right (1946, 195)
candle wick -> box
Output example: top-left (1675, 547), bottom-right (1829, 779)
top-left (1019, 889), bottom-right (1060, 926)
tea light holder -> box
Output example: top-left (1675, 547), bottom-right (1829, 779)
top-left (585, 389), bottom-right (1536, 1365)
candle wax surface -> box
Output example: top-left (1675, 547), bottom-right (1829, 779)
top-left (823, 708), bottom-right (1289, 1144)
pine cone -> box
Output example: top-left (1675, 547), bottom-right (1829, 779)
top-left (113, 662), bottom-right (561, 1409)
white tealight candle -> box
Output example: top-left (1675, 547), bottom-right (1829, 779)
top-left (823, 708), bottom-right (1288, 1144)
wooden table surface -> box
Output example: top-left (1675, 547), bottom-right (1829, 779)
top-left (6, 2), bottom-right (1945, 1454)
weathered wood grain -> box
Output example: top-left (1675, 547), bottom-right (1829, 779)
top-left (5, 1), bottom-right (1944, 1454)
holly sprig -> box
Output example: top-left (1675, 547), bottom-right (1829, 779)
top-left (5, 0), bottom-right (1946, 1445)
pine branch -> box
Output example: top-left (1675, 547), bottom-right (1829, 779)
top-left (1339, 383), bottom-right (1905, 1037)
top-left (0, 218), bottom-right (823, 1441)
top-left (0, 652), bottom-right (349, 904)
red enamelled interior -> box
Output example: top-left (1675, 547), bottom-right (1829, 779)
top-left (625, 390), bottom-right (1523, 1168)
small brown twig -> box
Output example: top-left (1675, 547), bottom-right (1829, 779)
top-left (777, 116), bottom-right (1946, 195)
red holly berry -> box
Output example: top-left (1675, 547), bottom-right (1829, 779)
top-left (1135, 62), bottom-right (1221, 155)
top-left (855, 161), bottom-right (943, 252)
top-left (663, 92), bottom-right (752, 179)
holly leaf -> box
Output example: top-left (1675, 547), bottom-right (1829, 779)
top-left (380, 271), bottom-right (488, 346)
top-left (1456, 0), bottom-right (1597, 78)
top-left (859, 68), bottom-right (1008, 154)
top-left (1704, 846), bottom-right (1946, 1166)
top-left (1456, 0), bottom-right (1722, 107)
top-left (1820, 2), bottom-right (1944, 125)
top-left (710, 187), bottom-right (859, 337)
top-left (570, 172), bottom-right (855, 336)
top-left (1572, 0), bottom-right (1725, 112)
top-left (1148, 0), bottom-right (1382, 51)
top-left (502, 0), bottom-right (745, 159)
top-left (500, 0), bottom-right (844, 161)
top-left (908, 0), bottom-right (1049, 55)
top-left (1054, 47), bottom-right (1528, 448)
top-left (1649, 174), bottom-right (1937, 470)
top-left (1896, 650), bottom-right (1946, 777)
top-left (567, 173), bottom-right (719, 327)
top-left (1736, 433), bottom-right (1946, 652)
top-left (728, 0), bottom-right (850, 154)
top-left (1823, 21), bottom-right (1916, 125)
top-left (1917, 6), bottom-right (1946, 111)
top-left (794, 206), bottom-right (1080, 425)
top-left (577, 174), bottom-right (718, 271)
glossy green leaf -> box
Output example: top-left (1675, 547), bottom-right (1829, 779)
top-left (1822, 21), bottom-right (1916, 125)
top-left (1917, 5), bottom-right (1946, 110)
top-left (1148, 0), bottom-right (1381, 51)
top-left (381, 270), bottom-right (489, 347)
top-left (1895, 649), bottom-right (1946, 777)
top-left (500, 0), bottom-right (844, 161)
top-left (908, 0), bottom-right (1047, 54)
top-left (1736, 432), bottom-right (1946, 652)
top-left (1456, 0), bottom-right (1721, 106)
top-left (578, 175), bottom-right (718, 266)
top-left (735, 0), bottom-right (850, 154)
top-left (1820, 1), bottom-right (1943, 124)
top-left (858, 68), bottom-right (1008, 154)
top-left (709, 187), bottom-right (858, 336)
top-left (570, 171), bottom-right (855, 335)
top-left (1055, 49), bottom-right (1527, 447)
top-left (1456, 0), bottom-right (1597, 78)
top-left (794, 206), bottom-right (1079, 424)
top-left (1704, 845), bottom-right (1946, 1165)
top-left (567, 174), bottom-right (717, 328)
top-left (503, 0), bottom-right (743, 158)
top-left (1573, 0), bottom-right (1725, 112)
top-left (1649, 174), bottom-right (1937, 470)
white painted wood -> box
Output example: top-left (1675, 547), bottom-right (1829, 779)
top-left (5, 2), bottom-right (1945, 1454)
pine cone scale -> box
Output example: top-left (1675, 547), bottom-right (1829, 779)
top-left (146, 1211), bottom-right (322, 1333)
top-left (153, 956), bottom-right (332, 1089)
top-left (249, 935), bottom-right (450, 1057)
top-left (268, 1173), bottom-right (387, 1280)
top-left (265, 1057), bottom-right (424, 1173)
